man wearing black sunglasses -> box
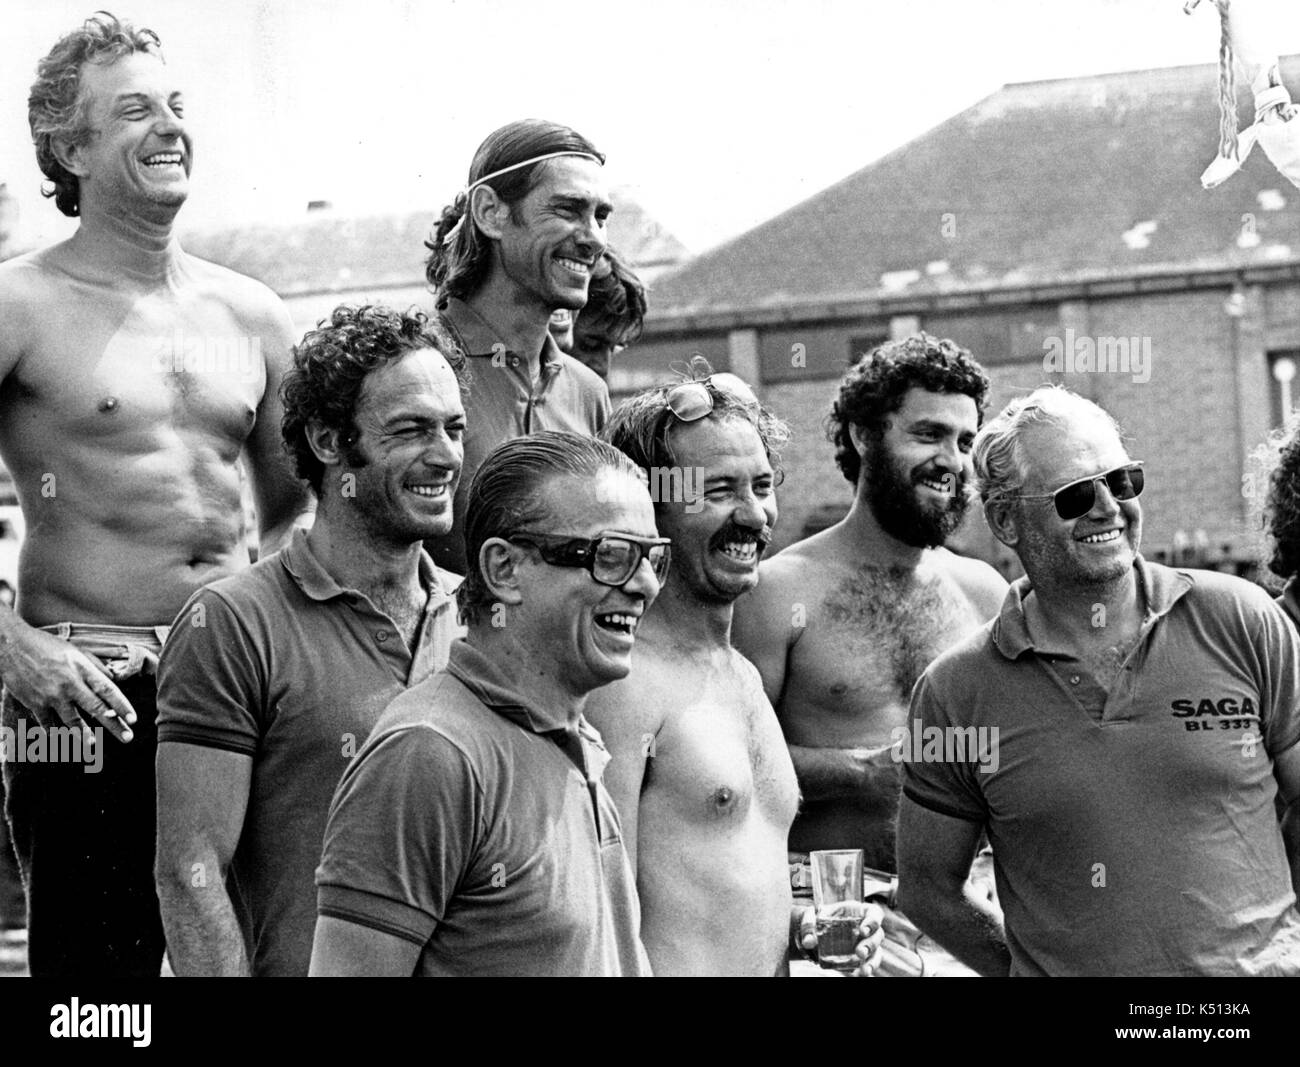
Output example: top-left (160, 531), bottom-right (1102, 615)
top-left (898, 386), bottom-right (1300, 976)
top-left (311, 432), bottom-right (659, 976)
top-left (589, 371), bottom-right (884, 976)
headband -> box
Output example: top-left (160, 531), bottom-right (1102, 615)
top-left (441, 151), bottom-right (603, 247)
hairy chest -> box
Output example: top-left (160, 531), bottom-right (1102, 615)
top-left (792, 565), bottom-right (983, 707)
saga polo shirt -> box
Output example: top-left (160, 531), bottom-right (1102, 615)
top-left (429, 296), bottom-right (611, 574)
top-left (903, 556), bottom-right (1300, 976)
top-left (156, 528), bottom-right (463, 976)
top-left (315, 639), bottom-right (651, 977)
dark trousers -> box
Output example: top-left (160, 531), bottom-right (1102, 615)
top-left (0, 772), bottom-right (24, 929)
top-left (1, 677), bottom-right (165, 977)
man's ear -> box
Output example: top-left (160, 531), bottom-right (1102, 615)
top-left (848, 423), bottom-right (871, 460)
top-left (50, 135), bottom-right (91, 179)
top-left (480, 538), bottom-right (526, 608)
top-left (984, 496), bottom-right (1020, 549)
top-left (469, 184), bottom-right (510, 241)
top-left (305, 418), bottom-right (344, 471)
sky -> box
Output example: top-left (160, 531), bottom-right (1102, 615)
top-left (1, 0), bottom-right (1296, 255)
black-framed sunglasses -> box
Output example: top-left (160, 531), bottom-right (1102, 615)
top-left (1013, 461), bottom-right (1145, 521)
top-left (508, 532), bottom-right (673, 588)
top-left (665, 373), bottom-right (760, 423)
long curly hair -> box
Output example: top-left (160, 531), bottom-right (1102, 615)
top-left (1263, 421), bottom-right (1300, 579)
top-left (825, 333), bottom-right (989, 486)
top-left (280, 305), bottom-right (467, 494)
top-left (424, 119), bottom-right (604, 307)
top-left (28, 12), bottom-right (163, 218)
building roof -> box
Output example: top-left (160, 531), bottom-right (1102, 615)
top-left (182, 188), bottom-right (688, 298)
top-left (648, 57), bottom-right (1300, 319)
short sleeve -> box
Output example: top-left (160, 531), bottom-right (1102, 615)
top-left (315, 724), bottom-right (481, 945)
top-left (899, 673), bottom-right (989, 823)
top-left (156, 588), bottom-right (265, 755)
top-left (592, 379), bottom-right (611, 433)
top-left (1252, 597), bottom-right (1300, 758)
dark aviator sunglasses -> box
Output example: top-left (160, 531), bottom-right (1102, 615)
top-left (1012, 461), bottom-right (1144, 521)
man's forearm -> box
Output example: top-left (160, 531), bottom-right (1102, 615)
top-left (788, 743), bottom-right (894, 802)
top-left (897, 881), bottom-right (1011, 977)
top-left (1282, 799), bottom-right (1300, 897)
top-left (156, 876), bottom-right (251, 977)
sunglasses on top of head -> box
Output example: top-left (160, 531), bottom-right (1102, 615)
top-left (665, 373), bottom-right (760, 423)
top-left (1012, 461), bottom-right (1144, 521)
top-left (508, 532), bottom-right (672, 588)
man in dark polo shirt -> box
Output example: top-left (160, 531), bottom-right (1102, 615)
top-left (897, 386), bottom-right (1300, 976)
top-left (422, 118), bottom-right (613, 574)
top-left (311, 431), bottom-right (666, 976)
top-left (154, 305), bottom-right (467, 976)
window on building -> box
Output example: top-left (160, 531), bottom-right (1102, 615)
top-left (1269, 351), bottom-right (1300, 428)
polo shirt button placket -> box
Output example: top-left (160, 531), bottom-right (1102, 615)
top-left (375, 629), bottom-right (390, 643)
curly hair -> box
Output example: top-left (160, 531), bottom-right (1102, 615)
top-left (575, 245), bottom-right (647, 347)
top-left (1264, 421), bottom-right (1300, 579)
top-left (457, 431), bottom-right (644, 625)
top-left (602, 356), bottom-right (789, 489)
top-left (424, 119), bottom-right (604, 307)
top-left (825, 332), bottom-right (990, 486)
top-left (28, 12), bottom-right (163, 218)
top-left (280, 304), bottom-right (467, 495)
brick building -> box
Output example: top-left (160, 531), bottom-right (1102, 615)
top-left (617, 58), bottom-right (1300, 576)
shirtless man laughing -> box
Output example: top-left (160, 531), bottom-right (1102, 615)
top-left (0, 14), bottom-right (306, 976)
top-left (591, 365), bottom-right (882, 976)
top-left (733, 335), bottom-right (1005, 974)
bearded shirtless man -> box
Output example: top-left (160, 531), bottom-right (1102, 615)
top-left (592, 368), bottom-right (883, 976)
top-left (0, 14), bottom-right (306, 976)
top-left (733, 336), bottom-right (1005, 975)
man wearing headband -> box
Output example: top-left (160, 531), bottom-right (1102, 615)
top-left (0, 13), bottom-right (307, 976)
top-left (733, 334), bottom-right (1003, 975)
top-left (897, 387), bottom-right (1300, 975)
top-left (423, 119), bottom-right (613, 574)
top-left (590, 364), bottom-right (884, 976)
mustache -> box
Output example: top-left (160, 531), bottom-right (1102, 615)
top-left (709, 521), bottom-right (773, 552)
top-left (911, 466), bottom-right (968, 490)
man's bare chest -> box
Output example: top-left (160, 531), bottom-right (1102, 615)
top-left (7, 293), bottom-right (263, 442)
top-left (793, 567), bottom-right (982, 704)
top-left (648, 658), bottom-right (799, 824)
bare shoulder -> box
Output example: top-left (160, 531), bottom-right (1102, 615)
top-left (727, 646), bottom-right (774, 705)
top-left (0, 248), bottom-right (72, 373)
top-left (755, 530), bottom-right (841, 598)
top-left (583, 651), bottom-right (674, 746)
top-left (181, 251), bottom-right (293, 336)
top-left (929, 548), bottom-right (1008, 620)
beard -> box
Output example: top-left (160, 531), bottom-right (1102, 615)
top-left (864, 439), bottom-right (970, 548)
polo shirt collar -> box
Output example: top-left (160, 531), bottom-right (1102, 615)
top-left (992, 553), bottom-right (1193, 660)
top-left (440, 296), bottom-right (566, 375)
top-left (279, 527), bottom-right (449, 606)
top-left (445, 640), bottom-right (610, 776)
